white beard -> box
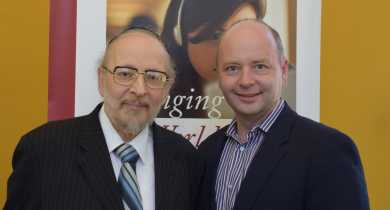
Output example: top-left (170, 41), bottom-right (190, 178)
top-left (123, 100), bottom-right (162, 137)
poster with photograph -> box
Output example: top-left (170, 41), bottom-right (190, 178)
top-left (106, 0), bottom-right (297, 146)
top-left (49, 0), bottom-right (321, 146)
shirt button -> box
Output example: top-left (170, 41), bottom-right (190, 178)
top-left (240, 146), bottom-right (245, 151)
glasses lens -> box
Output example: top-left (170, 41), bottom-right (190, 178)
top-left (114, 67), bottom-right (137, 85)
top-left (144, 70), bottom-right (168, 88)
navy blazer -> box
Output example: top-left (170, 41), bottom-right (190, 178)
top-left (198, 104), bottom-right (369, 210)
top-left (4, 104), bottom-right (204, 210)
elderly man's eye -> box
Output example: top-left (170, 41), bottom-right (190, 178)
top-left (115, 69), bottom-right (136, 79)
top-left (144, 70), bottom-right (169, 88)
top-left (146, 72), bottom-right (163, 81)
top-left (146, 70), bottom-right (168, 81)
top-left (117, 71), bottom-right (131, 78)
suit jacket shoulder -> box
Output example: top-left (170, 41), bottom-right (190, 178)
top-left (17, 114), bottom-right (88, 148)
top-left (9, 113), bottom-right (93, 185)
top-left (5, 104), bottom-right (124, 210)
top-left (290, 113), bottom-right (369, 210)
top-left (290, 114), bottom-right (363, 164)
top-left (196, 104), bottom-right (369, 210)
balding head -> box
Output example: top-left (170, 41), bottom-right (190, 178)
top-left (217, 19), bottom-right (286, 66)
top-left (102, 28), bottom-right (176, 76)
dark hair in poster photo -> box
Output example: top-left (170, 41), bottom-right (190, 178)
top-left (159, 0), bottom-right (267, 119)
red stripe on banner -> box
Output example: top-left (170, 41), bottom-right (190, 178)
top-left (48, 0), bottom-right (77, 121)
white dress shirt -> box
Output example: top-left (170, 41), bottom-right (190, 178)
top-left (99, 106), bottom-right (155, 210)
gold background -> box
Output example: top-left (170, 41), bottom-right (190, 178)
top-left (1, 0), bottom-right (389, 209)
top-left (0, 0), bottom-right (49, 207)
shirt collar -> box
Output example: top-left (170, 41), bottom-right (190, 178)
top-left (99, 105), bottom-right (153, 164)
top-left (226, 100), bottom-right (286, 139)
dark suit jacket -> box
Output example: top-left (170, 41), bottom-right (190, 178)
top-left (198, 104), bottom-right (370, 210)
top-left (4, 104), bottom-right (204, 210)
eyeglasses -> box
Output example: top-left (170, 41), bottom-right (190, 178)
top-left (101, 66), bottom-right (171, 89)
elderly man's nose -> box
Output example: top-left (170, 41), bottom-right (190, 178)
top-left (130, 75), bottom-right (147, 96)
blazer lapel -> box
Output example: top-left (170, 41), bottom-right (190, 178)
top-left (208, 128), bottom-right (228, 210)
top-left (152, 124), bottom-right (182, 210)
top-left (233, 105), bottom-right (297, 210)
top-left (77, 104), bottom-right (124, 210)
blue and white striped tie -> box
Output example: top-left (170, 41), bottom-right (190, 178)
top-left (114, 143), bottom-right (143, 210)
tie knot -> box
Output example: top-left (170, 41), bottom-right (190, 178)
top-left (114, 143), bottom-right (140, 164)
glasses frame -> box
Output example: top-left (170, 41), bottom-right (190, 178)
top-left (101, 65), bottom-right (171, 89)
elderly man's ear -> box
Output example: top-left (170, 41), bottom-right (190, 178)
top-left (98, 67), bottom-right (105, 97)
top-left (282, 58), bottom-right (289, 87)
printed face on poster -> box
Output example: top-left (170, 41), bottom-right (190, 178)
top-left (74, 0), bottom-right (321, 146)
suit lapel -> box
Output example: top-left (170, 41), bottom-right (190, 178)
top-left (152, 123), bottom-right (182, 210)
top-left (233, 105), bottom-right (297, 210)
top-left (77, 104), bottom-right (124, 210)
top-left (208, 128), bottom-right (228, 210)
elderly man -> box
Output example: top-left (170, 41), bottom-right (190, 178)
top-left (198, 19), bottom-right (370, 210)
top-left (4, 28), bottom-right (203, 210)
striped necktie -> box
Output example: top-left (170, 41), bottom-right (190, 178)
top-left (114, 143), bottom-right (143, 210)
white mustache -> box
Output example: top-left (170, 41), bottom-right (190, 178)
top-left (122, 99), bottom-right (149, 108)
